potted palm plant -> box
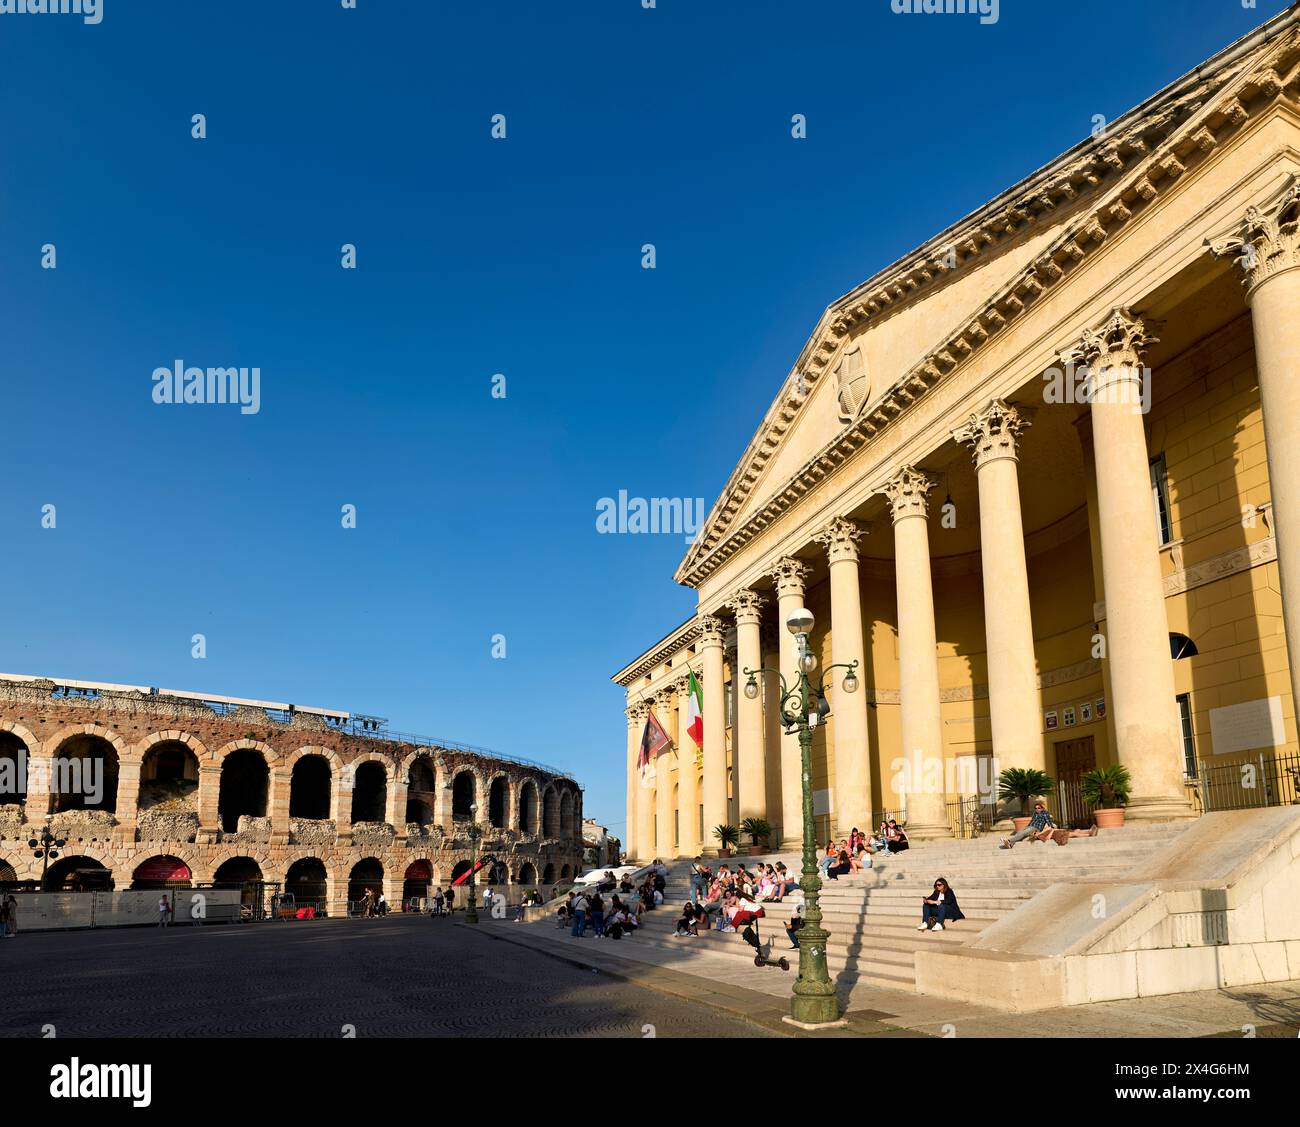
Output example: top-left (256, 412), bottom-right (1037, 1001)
top-left (740, 817), bottom-right (772, 856)
top-left (713, 823), bottom-right (739, 858)
top-left (997, 767), bottom-right (1056, 831)
top-left (1080, 763), bottom-right (1131, 829)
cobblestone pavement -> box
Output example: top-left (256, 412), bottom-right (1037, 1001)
top-left (0, 915), bottom-right (776, 1038)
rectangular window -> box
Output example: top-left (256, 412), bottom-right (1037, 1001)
top-left (652, 814), bottom-right (658, 848)
top-left (673, 809), bottom-right (679, 848)
top-left (1150, 454), bottom-right (1173, 545)
top-left (1177, 693), bottom-right (1197, 779)
top-left (724, 681), bottom-right (734, 728)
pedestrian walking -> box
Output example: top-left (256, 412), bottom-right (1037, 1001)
top-left (2, 894), bottom-right (17, 938)
top-left (445, 886), bottom-right (455, 914)
top-left (157, 894), bottom-right (172, 927)
top-left (432, 887), bottom-right (444, 917)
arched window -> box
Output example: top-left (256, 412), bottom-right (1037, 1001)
top-left (1169, 633), bottom-right (1199, 660)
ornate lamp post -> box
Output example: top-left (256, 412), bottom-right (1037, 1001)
top-left (28, 825), bottom-right (67, 888)
top-left (465, 803), bottom-right (481, 925)
top-left (743, 606), bottom-right (859, 1028)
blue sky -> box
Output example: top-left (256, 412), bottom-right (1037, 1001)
top-left (0, 0), bottom-right (1288, 835)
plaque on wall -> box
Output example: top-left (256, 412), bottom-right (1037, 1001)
top-left (1063, 707), bottom-right (1077, 727)
top-left (1045, 710), bottom-right (1059, 731)
top-left (1080, 701), bottom-right (1093, 723)
top-left (1096, 698), bottom-right (1107, 720)
top-left (1208, 697), bottom-right (1285, 756)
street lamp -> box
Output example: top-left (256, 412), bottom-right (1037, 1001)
top-left (465, 803), bottom-right (481, 925)
top-left (28, 826), bottom-right (67, 888)
top-left (743, 606), bottom-right (858, 1028)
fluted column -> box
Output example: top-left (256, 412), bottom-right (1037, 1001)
top-left (700, 615), bottom-right (729, 853)
top-left (813, 518), bottom-right (872, 836)
top-left (883, 466), bottom-right (950, 839)
top-left (954, 401), bottom-right (1045, 781)
top-left (772, 557), bottom-right (811, 848)
top-left (728, 589), bottom-right (768, 826)
top-left (624, 706), bottom-right (639, 861)
top-left (630, 701), bottom-right (655, 860)
top-left (1061, 310), bottom-right (1191, 819)
top-left (1210, 185), bottom-right (1300, 738)
top-left (654, 691), bottom-right (676, 857)
top-left (674, 673), bottom-right (701, 856)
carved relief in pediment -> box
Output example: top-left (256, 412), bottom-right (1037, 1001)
top-left (833, 342), bottom-right (870, 422)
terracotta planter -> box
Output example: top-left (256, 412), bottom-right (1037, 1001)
top-left (717, 847), bottom-right (732, 858)
top-left (1093, 807), bottom-right (1125, 829)
top-left (1011, 816), bottom-right (1033, 832)
top-left (746, 843), bottom-right (765, 856)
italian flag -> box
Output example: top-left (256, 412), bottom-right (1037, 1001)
top-left (686, 670), bottom-right (704, 750)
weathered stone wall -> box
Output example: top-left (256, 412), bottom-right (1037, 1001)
top-left (0, 679), bottom-right (584, 910)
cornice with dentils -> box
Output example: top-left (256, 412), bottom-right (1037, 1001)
top-left (675, 7), bottom-right (1300, 591)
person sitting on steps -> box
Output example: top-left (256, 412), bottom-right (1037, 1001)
top-left (917, 877), bottom-right (965, 932)
top-left (1000, 801), bottom-right (1056, 849)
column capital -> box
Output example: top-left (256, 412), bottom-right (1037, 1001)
top-left (1058, 307), bottom-right (1158, 373)
top-left (953, 398), bottom-right (1033, 468)
top-left (698, 613), bottom-right (726, 648)
top-left (1206, 174), bottom-right (1300, 297)
top-left (653, 688), bottom-right (677, 714)
top-left (629, 699), bottom-right (652, 722)
top-left (814, 516), bottom-right (867, 564)
top-left (881, 465), bottom-right (934, 523)
top-left (771, 556), bottom-right (811, 599)
top-left (727, 587), bottom-right (766, 626)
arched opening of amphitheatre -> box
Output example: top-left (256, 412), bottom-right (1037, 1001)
top-left (218, 750), bottom-right (269, 833)
top-left (288, 755), bottom-right (332, 820)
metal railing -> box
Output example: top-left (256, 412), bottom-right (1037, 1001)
top-left (944, 796), bottom-right (999, 839)
top-left (1199, 751), bottom-right (1300, 812)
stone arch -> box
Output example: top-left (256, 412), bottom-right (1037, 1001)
top-left (517, 861), bottom-right (537, 886)
top-left (487, 773), bottom-right (510, 829)
top-left (288, 752), bottom-right (333, 821)
top-left (560, 863), bottom-right (572, 881)
top-left (208, 738), bottom-right (280, 766)
top-left (47, 727), bottom-right (124, 814)
top-left (517, 778), bottom-right (539, 834)
top-left (130, 854), bottom-right (193, 890)
top-left (542, 785), bottom-right (560, 838)
top-left (402, 859), bottom-right (434, 908)
top-left (42, 854), bottom-right (114, 892)
top-left (486, 859), bottom-right (509, 885)
top-left (451, 769), bottom-right (476, 822)
top-left (350, 760), bottom-right (387, 824)
top-left (0, 726), bottom-right (33, 807)
top-left (285, 856), bottom-right (328, 909)
top-left (559, 789), bottom-right (576, 839)
top-left (137, 734), bottom-right (202, 819)
top-left (450, 859), bottom-right (474, 883)
top-left (217, 746), bottom-right (271, 833)
top-left (134, 730), bottom-right (209, 766)
top-left (347, 857), bottom-right (384, 909)
top-left (541, 862), bottom-right (555, 886)
top-left (404, 753), bottom-right (438, 826)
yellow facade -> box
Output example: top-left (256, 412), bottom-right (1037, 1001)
top-left (616, 10), bottom-right (1300, 860)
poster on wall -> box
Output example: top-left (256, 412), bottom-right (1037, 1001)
top-left (1045, 710), bottom-right (1059, 731)
top-left (1080, 701), bottom-right (1093, 723)
top-left (1063, 706), bottom-right (1077, 727)
top-left (1096, 698), bottom-right (1107, 720)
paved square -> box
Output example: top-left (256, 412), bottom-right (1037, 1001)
top-left (0, 916), bottom-right (776, 1038)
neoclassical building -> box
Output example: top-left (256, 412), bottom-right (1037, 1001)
top-left (0, 673), bottom-right (584, 911)
top-left (617, 7), bottom-right (1300, 860)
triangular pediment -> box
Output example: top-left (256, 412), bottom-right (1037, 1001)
top-left (676, 5), bottom-right (1300, 588)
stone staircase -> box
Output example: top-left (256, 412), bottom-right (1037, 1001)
top-left (553, 824), bottom-right (1192, 993)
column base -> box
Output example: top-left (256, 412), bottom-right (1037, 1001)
top-left (1122, 795), bottom-right (1198, 822)
top-left (902, 819), bottom-right (953, 841)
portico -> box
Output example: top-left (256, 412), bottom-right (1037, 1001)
top-left (617, 8), bottom-right (1300, 859)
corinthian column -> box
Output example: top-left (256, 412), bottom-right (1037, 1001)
top-left (882, 466), bottom-right (950, 839)
top-left (772, 557), bottom-right (811, 848)
top-left (1209, 182), bottom-right (1300, 736)
top-left (624, 705), bottom-right (639, 861)
top-left (954, 400), bottom-right (1045, 781)
top-left (631, 701), bottom-right (656, 860)
top-left (699, 614), bottom-right (729, 853)
top-left (728, 589), bottom-right (768, 828)
top-left (674, 672), bottom-right (701, 856)
top-left (813, 518), bottom-right (872, 836)
top-left (654, 690), bottom-right (677, 857)
top-left (1061, 310), bottom-right (1191, 819)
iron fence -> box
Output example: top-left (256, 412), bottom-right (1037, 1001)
top-left (1198, 751), bottom-right (1300, 812)
top-left (944, 796), bottom-right (1000, 839)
